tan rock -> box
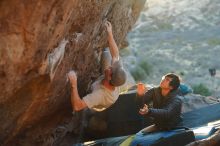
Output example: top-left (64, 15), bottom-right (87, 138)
top-left (0, 0), bottom-right (146, 145)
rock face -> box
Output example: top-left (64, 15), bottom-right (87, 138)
top-left (0, 0), bottom-right (146, 145)
top-left (186, 129), bottom-right (220, 146)
top-left (180, 94), bottom-right (220, 113)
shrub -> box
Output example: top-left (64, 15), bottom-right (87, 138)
top-left (192, 83), bottom-right (212, 96)
top-left (120, 47), bottom-right (131, 57)
top-left (138, 60), bottom-right (152, 75)
top-left (129, 66), bottom-right (147, 81)
top-left (158, 23), bottom-right (173, 30)
top-left (179, 71), bottom-right (184, 76)
top-left (207, 38), bottom-right (220, 46)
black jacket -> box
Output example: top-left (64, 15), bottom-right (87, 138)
top-left (143, 87), bottom-right (182, 129)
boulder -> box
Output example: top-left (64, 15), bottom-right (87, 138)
top-left (0, 0), bottom-right (146, 145)
top-left (180, 94), bottom-right (220, 113)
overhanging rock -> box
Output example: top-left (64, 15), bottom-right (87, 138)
top-left (0, 0), bottom-right (146, 145)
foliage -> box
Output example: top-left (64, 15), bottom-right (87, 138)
top-left (129, 66), bottom-right (147, 81)
top-left (138, 59), bottom-right (152, 75)
top-left (192, 83), bottom-right (212, 96)
top-left (128, 57), bottom-right (152, 81)
top-left (179, 71), bottom-right (185, 76)
top-left (158, 22), bottom-right (173, 30)
top-left (207, 38), bottom-right (220, 46)
top-left (120, 47), bottom-right (131, 57)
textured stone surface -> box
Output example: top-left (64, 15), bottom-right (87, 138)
top-left (0, 0), bottom-right (145, 145)
top-left (180, 94), bottom-right (220, 113)
top-left (186, 129), bottom-right (220, 146)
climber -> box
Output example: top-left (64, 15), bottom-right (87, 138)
top-left (68, 20), bottom-right (126, 112)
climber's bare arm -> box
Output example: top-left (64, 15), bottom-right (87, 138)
top-left (105, 21), bottom-right (119, 64)
top-left (68, 71), bottom-right (87, 111)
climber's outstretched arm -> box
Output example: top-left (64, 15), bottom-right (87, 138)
top-left (68, 71), bottom-right (87, 111)
top-left (105, 21), bottom-right (119, 64)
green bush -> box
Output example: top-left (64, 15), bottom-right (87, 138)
top-left (192, 83), bottom-right (212, 96)
top-left (158, 23), bottom-right (173, 30)
top-left (129, 66), bottom-right (147, 81)
top-left (207, 38), bottom-right (220, 46)
top-left (120, 47), bottom-right (131, 57)
top-left (179, 71), bottom-right (185, 76)
top-left (138, 60), bottom-right (152, 75)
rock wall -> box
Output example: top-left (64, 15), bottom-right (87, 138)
top-left (0, 0), bottom-right (146, 145)
top-left (186, 129), bottom-right (220, 146)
